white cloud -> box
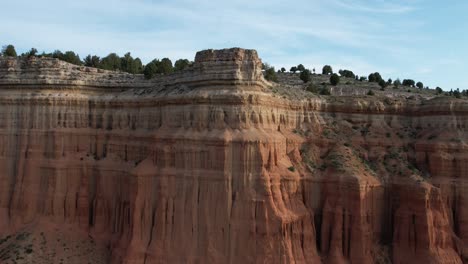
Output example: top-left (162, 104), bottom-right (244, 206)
top-left (329, 0), bottom-right (415, 14)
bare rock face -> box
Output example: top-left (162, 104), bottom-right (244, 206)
top-left (0, 48), bottom-right (467, 264)
top-left (392, 178), bottom-right (460, 264)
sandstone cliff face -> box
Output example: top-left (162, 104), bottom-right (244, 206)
top-left (0, 48), bottom-right (467, 264)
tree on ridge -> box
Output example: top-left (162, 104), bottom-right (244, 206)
top-left (2, 44), bottom-right (17, 57)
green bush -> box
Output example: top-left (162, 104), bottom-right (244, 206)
top-left (143, 58), bottom-right (175, 78)
top-left (84, 55), bottom-right (101, 67)
top-left (121, 52), bottom-right (143, 74)
top-left (330, 73), bottom-right (340, 86)
top-left (306, 83), bottom-right (320, 93)
top-left (159, 58), bottom-right (173, 74)
top-left (264, 67), bottom-right (278, 82)
top-left (322, 65), bottom-right (333, 75)
top-left (24, 48), bottom-right (38, 58)
top-left (60, 51), bottom-right (82, 65)
top-left (320, 86), bottom-right (331, 95)
top-left (144, 62), bottom-right (158, 79)
top-left (368, 72), bottom-right (383, 83)
top-left (402, 79), bottom-right (415, 87)
top-left (100, 53), bottom-right (121, 70)
top-left (367, 90), bottom-right (375, 96)
top-left (1, 44), bottom-right (17, 57)
top-left (393, 79), bottom-right (401, 88)
top-left (339, 69), bottom-right (355, 78)
top-left (300, 69), bottom-right (311, 83)
top-left (378, 79), bottom-right (388, 89)
top-left (174, 59), bottom-right (191, 71)
top-left (416, 81), bottom-right (424, 89)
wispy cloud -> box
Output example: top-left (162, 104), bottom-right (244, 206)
top-left (329, 0), bottom-right (415, 14)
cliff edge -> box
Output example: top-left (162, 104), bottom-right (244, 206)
top-left (0, 48), bottom-right (467, 264)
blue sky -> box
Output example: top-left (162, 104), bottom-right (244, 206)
top-left (1, 0), bottom-right (467, 90)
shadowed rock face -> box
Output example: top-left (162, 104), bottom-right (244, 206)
top-left (0, 48), bottom-right (467, 264)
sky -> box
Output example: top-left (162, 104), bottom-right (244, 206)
top-left (1, 0), bottom-right (467, 90)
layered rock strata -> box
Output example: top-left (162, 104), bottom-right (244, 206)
top-left (0, 48), bottom-right (467, 264)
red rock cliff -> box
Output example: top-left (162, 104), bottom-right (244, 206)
top-left (0, 48), bottom-right (467, 264)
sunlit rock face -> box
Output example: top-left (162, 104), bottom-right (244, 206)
top-left (0, 48), bottom-right (467, 264)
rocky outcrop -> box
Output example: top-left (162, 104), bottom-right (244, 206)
top-left (0, 48), bottom-right (467, 263)
top-left (0, 48), bottom-right (266, 90)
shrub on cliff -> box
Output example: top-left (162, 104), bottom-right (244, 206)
top-left (144, 61), bottom-right (158, 79)
top-left (65, 51), bottom-right (82, 65)
top-left (307, 83), bottom-right (334, 96)
top-left (133, 58), bottom-right (144, 74)
top-left (416, 81), bottom-right (424, 89)
top-left (23, 48), bottom-right (38, 58)
top-left (2, 45), bottom-right (17, 57)
top-left (367, 90), bottom-right (375, 96)
top-left (297, 64), bottom-right (305, 72)
top-left (174, 59), bottom-right (191, 71)
top-left (300, 69), bottom-right (311, 83)
top-left (143, 58), bottom-right (174, 78)
top-left (402, 79), bottom-right (415, 87)
top-left (290, 66), bottom-right (298, 73)
top-left (368, 72), bottom-right (383, 83)
top-left (84, 55), bottom-right (101, 68)
top-left (56, 51), bottom-right (82, 65)
top-left (378, 79), bottom-right (388, 89)
top-left (84, 52), bottom-right (143, 73)
top-left (338, 69), bottom-right (355, 79)
top-left (2, 44), bottom-right (17, 57)
top-left (453, 88), bottom-right (461, 98)
top-left (319, 86), bottom-right (331, 95)
top-left (280, 67), bottom-right (286, 73)
top-left (264, 67), bottom-right (278, 82)
top-left (393, 78), bottom-right (401, 88)
top-left (120, 52), bottom-right (134, 72)
top-left (159, 58), bottom-right (174, 74)
top-left (330, 73), bottom-right (340, 86)
top-left (435, 87), bottom-right (443, 94)
top-left (322, 65), bottom-right (333, 75)
top-left (101, 53), bottom-right (122, 71)
top-left (306, 83), bottom-right (320, 93)
top-left (121, 52), bottom-right (143, 74)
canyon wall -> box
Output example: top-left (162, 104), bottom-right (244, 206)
top-left (0, 48), bottom-right (467, 263)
